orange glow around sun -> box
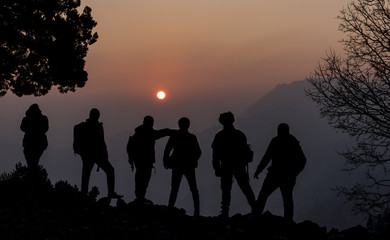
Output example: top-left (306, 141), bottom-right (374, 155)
top-left (157, 90), bottom-right (166, 100)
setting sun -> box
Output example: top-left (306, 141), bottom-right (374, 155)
top-left (156, 90), bottom-right (166, 100)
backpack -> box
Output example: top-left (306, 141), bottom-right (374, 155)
top-left (73, 122), bottom-right (87, 155)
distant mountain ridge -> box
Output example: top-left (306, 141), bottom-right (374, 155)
top-left (195, 80), bottom-right (363, 230)
top-left (0, 79), bottom-right (365, 230)
top-left (241, 80), bottom-right (314, 118)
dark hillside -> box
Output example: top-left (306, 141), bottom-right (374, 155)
top-left (0, 164), bottom-right (387, 240)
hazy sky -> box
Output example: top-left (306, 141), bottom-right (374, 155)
top-left (66, 0), bottom-right (348, 130)
top-left (2, 1), bottom-right (351, 133)
top-left (84, 0), bottom-right (347, 95)
top-left (0, 0), bottom-right (352, 142)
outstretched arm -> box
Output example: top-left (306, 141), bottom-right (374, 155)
top-left (211, 135), bottom-right (222, 177)
top-left (254, 141), bottom-right (273, 179)
top-left (155, 128), bottom-right (176, 140)
top-left (126, 135), bottom-right (135, 171)
top-left (212, 149), bottom-right (221, 177)
top-left (294, 143), bottom-right (306, 176)
top-left (194, 137), bottom-right (202, 168)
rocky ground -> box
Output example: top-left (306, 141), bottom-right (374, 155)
top-left (0, 164), bottom-right (388, 240)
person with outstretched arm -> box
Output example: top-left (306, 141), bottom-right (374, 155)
top-left (127, 115), bottom-right (173, 204)
top-left (253, 123), bottom-right (306, 220)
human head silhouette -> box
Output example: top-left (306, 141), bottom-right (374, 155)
top-left (89, 108), bottom-right (100, 121)
top-left (178, 117), bottom-right (190, 130)
top-left (26, 103), bottom-right (41, 117)
top-left (277, 123), bottom-right (290, 137)
top-left (218, 111), bottom-right (235, 127)
top-left (29, 103), bottom-right (40, 112)
top-left (143, 115), bottom-right (154, 128)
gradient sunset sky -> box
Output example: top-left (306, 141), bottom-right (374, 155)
top-left (2, 0), bottom-right (349, 133)
top-left (80, 0), bottom-right (347, 127)
top-left (85, 1), bottom-right (346, 91)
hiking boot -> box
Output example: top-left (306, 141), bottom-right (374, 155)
top-left (218, 210), bottom-right (229, 218)
top-left (193, 209), bottom-right (200, 217)
top-left (250, 205), bottom-right (260, 216)
top-left (108, 192), bottom-right (123, 199)
top-left (133, 197), bottom-right (154, 205)
top-left (143, 198), bottom-right (153, 204)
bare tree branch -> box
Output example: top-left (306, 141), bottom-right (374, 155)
top-left (306, 0), bottom-right (390, 217)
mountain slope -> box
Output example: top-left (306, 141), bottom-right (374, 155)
top-left (0, 80), bottom-right (366, 231)
top-left (197, 80), bottom-right (364, 230)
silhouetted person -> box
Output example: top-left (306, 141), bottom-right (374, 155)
top-left (126, 116), bottom-right (172, 204)
top-left (253, 123), bottom-right (306, 220)
top-left (73, 108), bottom-right (122, 198)
top-left (163, 117), bottom-right (202, 216)
top-left (212, 111), bottom-right (256, 218)
top-left (20, 104), bottom-right (48, 171)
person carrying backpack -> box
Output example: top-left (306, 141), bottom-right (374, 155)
top-left (253, 123), bottom-right (306, 220)
top-left (73, 108), bottom-right (122, 199)
top-left (163, 117), bottom-right (202, 217)
top-left (212, 111), bottom-right (256, 218)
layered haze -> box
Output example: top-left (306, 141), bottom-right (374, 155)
top-left (76, 0), bottom-right (347, 129)
top-left (0, 80), bottom-right (365, 230)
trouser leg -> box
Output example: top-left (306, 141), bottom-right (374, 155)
top-left (81, 156), bottom-right (95, 194)
top-left (280, 179), bottom-right (296, 219)
top-left (97, 158), bottom-right (116, 195)
top-left (185, 169), bottom-right (200, 215)
top-left (168, 169), bottom-right (183, 207)
top-left (255, 174), bottom-right (279, 215)
top-left (24, 148), bottom-right (44, 171)
top-left (234, 167), bottom-right (256, 207)
top-left (135, 167), bottom-right (152, 199)
top-left (220, 171), bottom-right (233, 214)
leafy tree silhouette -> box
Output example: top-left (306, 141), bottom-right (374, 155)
top-left (0, 0), bottom-right (98, 97)
top-left (0, 162), bottom-right (99, 209)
